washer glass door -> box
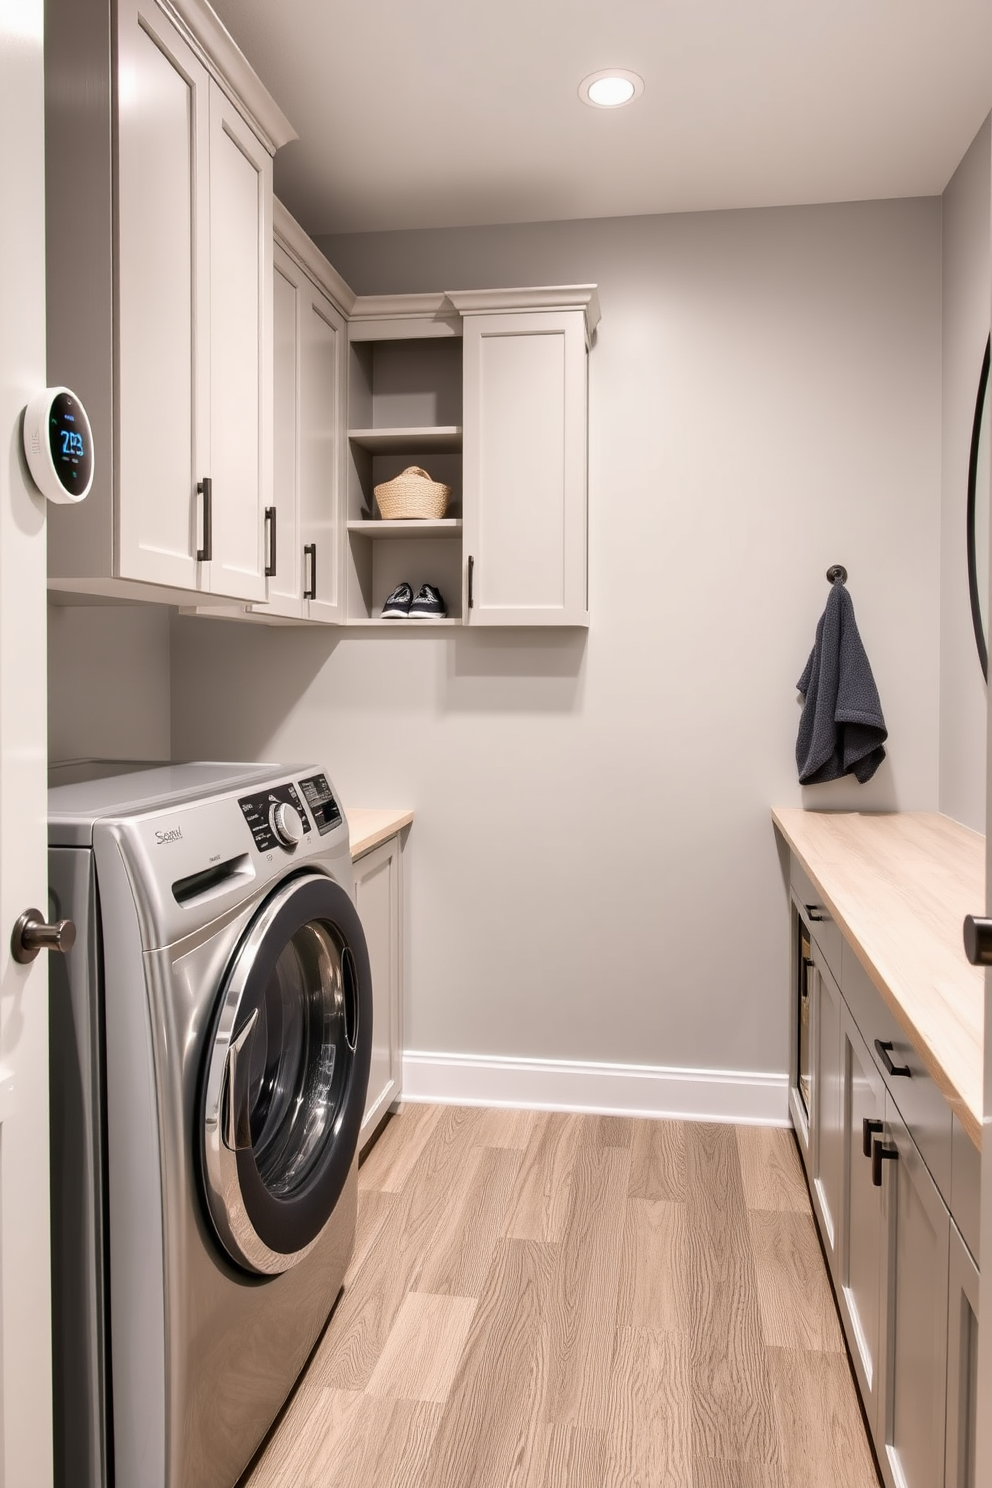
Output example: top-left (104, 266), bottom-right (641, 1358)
top-left (201, 872), bottom-right (372, 1275)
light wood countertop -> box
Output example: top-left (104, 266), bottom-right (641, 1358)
top-left (345, 807), bottom-right (414, 860)
top-left (772, 809), bottom-right (985, 1150)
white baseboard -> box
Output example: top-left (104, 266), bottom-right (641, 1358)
top-left (400, 1050), bottom-right (790, 1127)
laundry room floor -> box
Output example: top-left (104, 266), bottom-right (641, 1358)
top-left (243, 1105), bottom-right (881, 1488)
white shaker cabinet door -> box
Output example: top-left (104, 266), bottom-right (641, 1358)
top-left (268, 255), bottom-right (304, 616)
top-left (299, 284), bottom-right (346, 623)
top-left (461, 310), bottom-right (589, 626)
top-left (205, 80), bottom-right (270, 604)
top-left (267, 245), bottom-right (346, 623)
top-left (116, 0), bottom-right (209, 590)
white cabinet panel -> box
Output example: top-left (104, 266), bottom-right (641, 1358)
top-left (354, 836), bottom-right (401, 1141)
top-left (840, 1003), bottom-right (886, 1434)
top-left (206, 81), bottom-right (269, 603)
top-left (263, 234), bottom-right (346, 623)
top-left (811, 945), bottom-right (844, 1275)
top-left (299, 288), bottom-right (345, 622)
top-left (462, 310), bottom-right (588, 626)
top-left (116, 4), bottom-right (208, 590)
top-left (879, 1102), bottom-right (950, 1488)
top-left (270, 261), bottom-right (302, 611)
top-left (946, 1221), bottom-right (979, 1488)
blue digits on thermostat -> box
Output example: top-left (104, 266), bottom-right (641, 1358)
top-left (60, 430), bottom-right (85, 458)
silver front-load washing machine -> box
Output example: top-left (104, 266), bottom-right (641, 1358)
top-left (48, 761), bottom-right (372, 1488)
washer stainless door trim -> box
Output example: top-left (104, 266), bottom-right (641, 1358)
top-left (201, 871), bottom-right (372, 1275)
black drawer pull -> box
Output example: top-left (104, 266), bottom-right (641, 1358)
top-left (874, 1039), bottom-right (911, 1079)
top-left (196, 476), bottom-right (212, 562)
top-left (264, 505), bottom-right (277, 577)
top-left (862, 1117), bottom-right (883, 1157)
top-left (872, 1138), bottom-right (898, 1187)
top-left (805, 904), bottom-right (827, 923)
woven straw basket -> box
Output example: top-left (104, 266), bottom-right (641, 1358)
top-left (374, 465), bottom-right (451, 520)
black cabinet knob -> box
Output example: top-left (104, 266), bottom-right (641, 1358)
top-left (963, 915), bottom-right (992, 966)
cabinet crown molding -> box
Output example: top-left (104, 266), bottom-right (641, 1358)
top-left (273, 197), bottom-right (357, 317)
top-left (445, 285), bottom-right (601, 337)
top-left (160, 0), bottom-right (297, 154)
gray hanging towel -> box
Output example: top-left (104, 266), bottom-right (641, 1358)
top-left (796, 583), bottom-right (887, 785)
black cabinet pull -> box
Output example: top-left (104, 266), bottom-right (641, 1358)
top-left (874, 1039), bottom-right (911, 1078)
top-left (872, 1138), bottom-right (898, 1187)
top-left (303, 543), bottom-right (316, 600)
top-left (862, 1117), bottom-right (884, 1157)
top-left (196, 477), bottom-right (212, 562)
top-left (805, 904), bottom-right (827, 923)
top-left (468, 554), bottom-right (475, 609)
top-left (264, 506), bottom-right (277, 577)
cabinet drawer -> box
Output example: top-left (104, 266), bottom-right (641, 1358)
top-left (791, 855), bottom-right (842, 983)
top-left (843, 944), bottom-right (952, 1203)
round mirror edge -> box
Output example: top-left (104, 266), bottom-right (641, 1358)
top-left (966, 333), bottom-right (990, 683)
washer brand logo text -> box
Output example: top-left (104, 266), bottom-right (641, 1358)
top-left (155, 827), bottom-right (183, 845)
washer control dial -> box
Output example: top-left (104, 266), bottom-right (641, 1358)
top-left (269, 801), bottom-right (304, 849)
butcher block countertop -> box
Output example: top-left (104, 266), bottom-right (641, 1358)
top-left (345, 807), bottom-right (414, 860)
top-left (772, 809), bottom-right (985, 1150)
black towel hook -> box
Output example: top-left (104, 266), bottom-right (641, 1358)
top-left (826, 565), bottom-right (847, 585)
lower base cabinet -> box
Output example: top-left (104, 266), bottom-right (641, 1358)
top-left (354, 833), bottom-right (403, 1144)
top-left (790, 884), bottom-right (979, 1488)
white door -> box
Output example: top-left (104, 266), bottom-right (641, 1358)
top-left (0, 4), bottom-right (54, 1484)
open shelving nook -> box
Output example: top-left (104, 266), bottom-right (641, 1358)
top-left (346, 306), bottom-right (466, 625)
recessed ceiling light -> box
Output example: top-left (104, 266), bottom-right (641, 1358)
top-left (579, 70), bottom-right (644, 109)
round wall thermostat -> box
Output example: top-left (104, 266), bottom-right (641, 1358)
top-left (22, 387), bottom-right (94, 504)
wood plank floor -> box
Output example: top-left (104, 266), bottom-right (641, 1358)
top-left (245, 1107), bottom-right (881, 1488)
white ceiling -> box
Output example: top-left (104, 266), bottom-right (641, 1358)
top-left (209, 0), bottom-right (992, 237)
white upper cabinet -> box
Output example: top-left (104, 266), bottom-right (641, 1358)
top-left (45, 0), bottom-right (294, 604)
top-left (258, 205), bottom-right (349, 624)
top-left (454, 298), bottom-right (594, 627)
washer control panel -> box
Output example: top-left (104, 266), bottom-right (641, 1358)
top-left (298, 772), bottom-right (343, 835)
top-left (238, 782), bottom-right (310, 853)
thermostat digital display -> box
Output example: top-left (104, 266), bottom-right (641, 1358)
top-left (23, 386), bottom-right (94, 504)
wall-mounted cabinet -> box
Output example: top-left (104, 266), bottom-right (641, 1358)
top-left (346, 287), bottom-right (599, 627)
top-left (45, 0), bottom-right (294, 606)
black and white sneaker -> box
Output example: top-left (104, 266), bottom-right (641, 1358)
top-left (408, 583), bottom-right (447, 619)
top-left (381, 581), bottom-right (413, 618)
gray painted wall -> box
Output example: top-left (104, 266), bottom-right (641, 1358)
top-left (168, 198), bottom-right (943, 1090)
top-left (939, 115), bottom-right (991, 834)
top-left (47, 602), bottom-right (171, 763)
